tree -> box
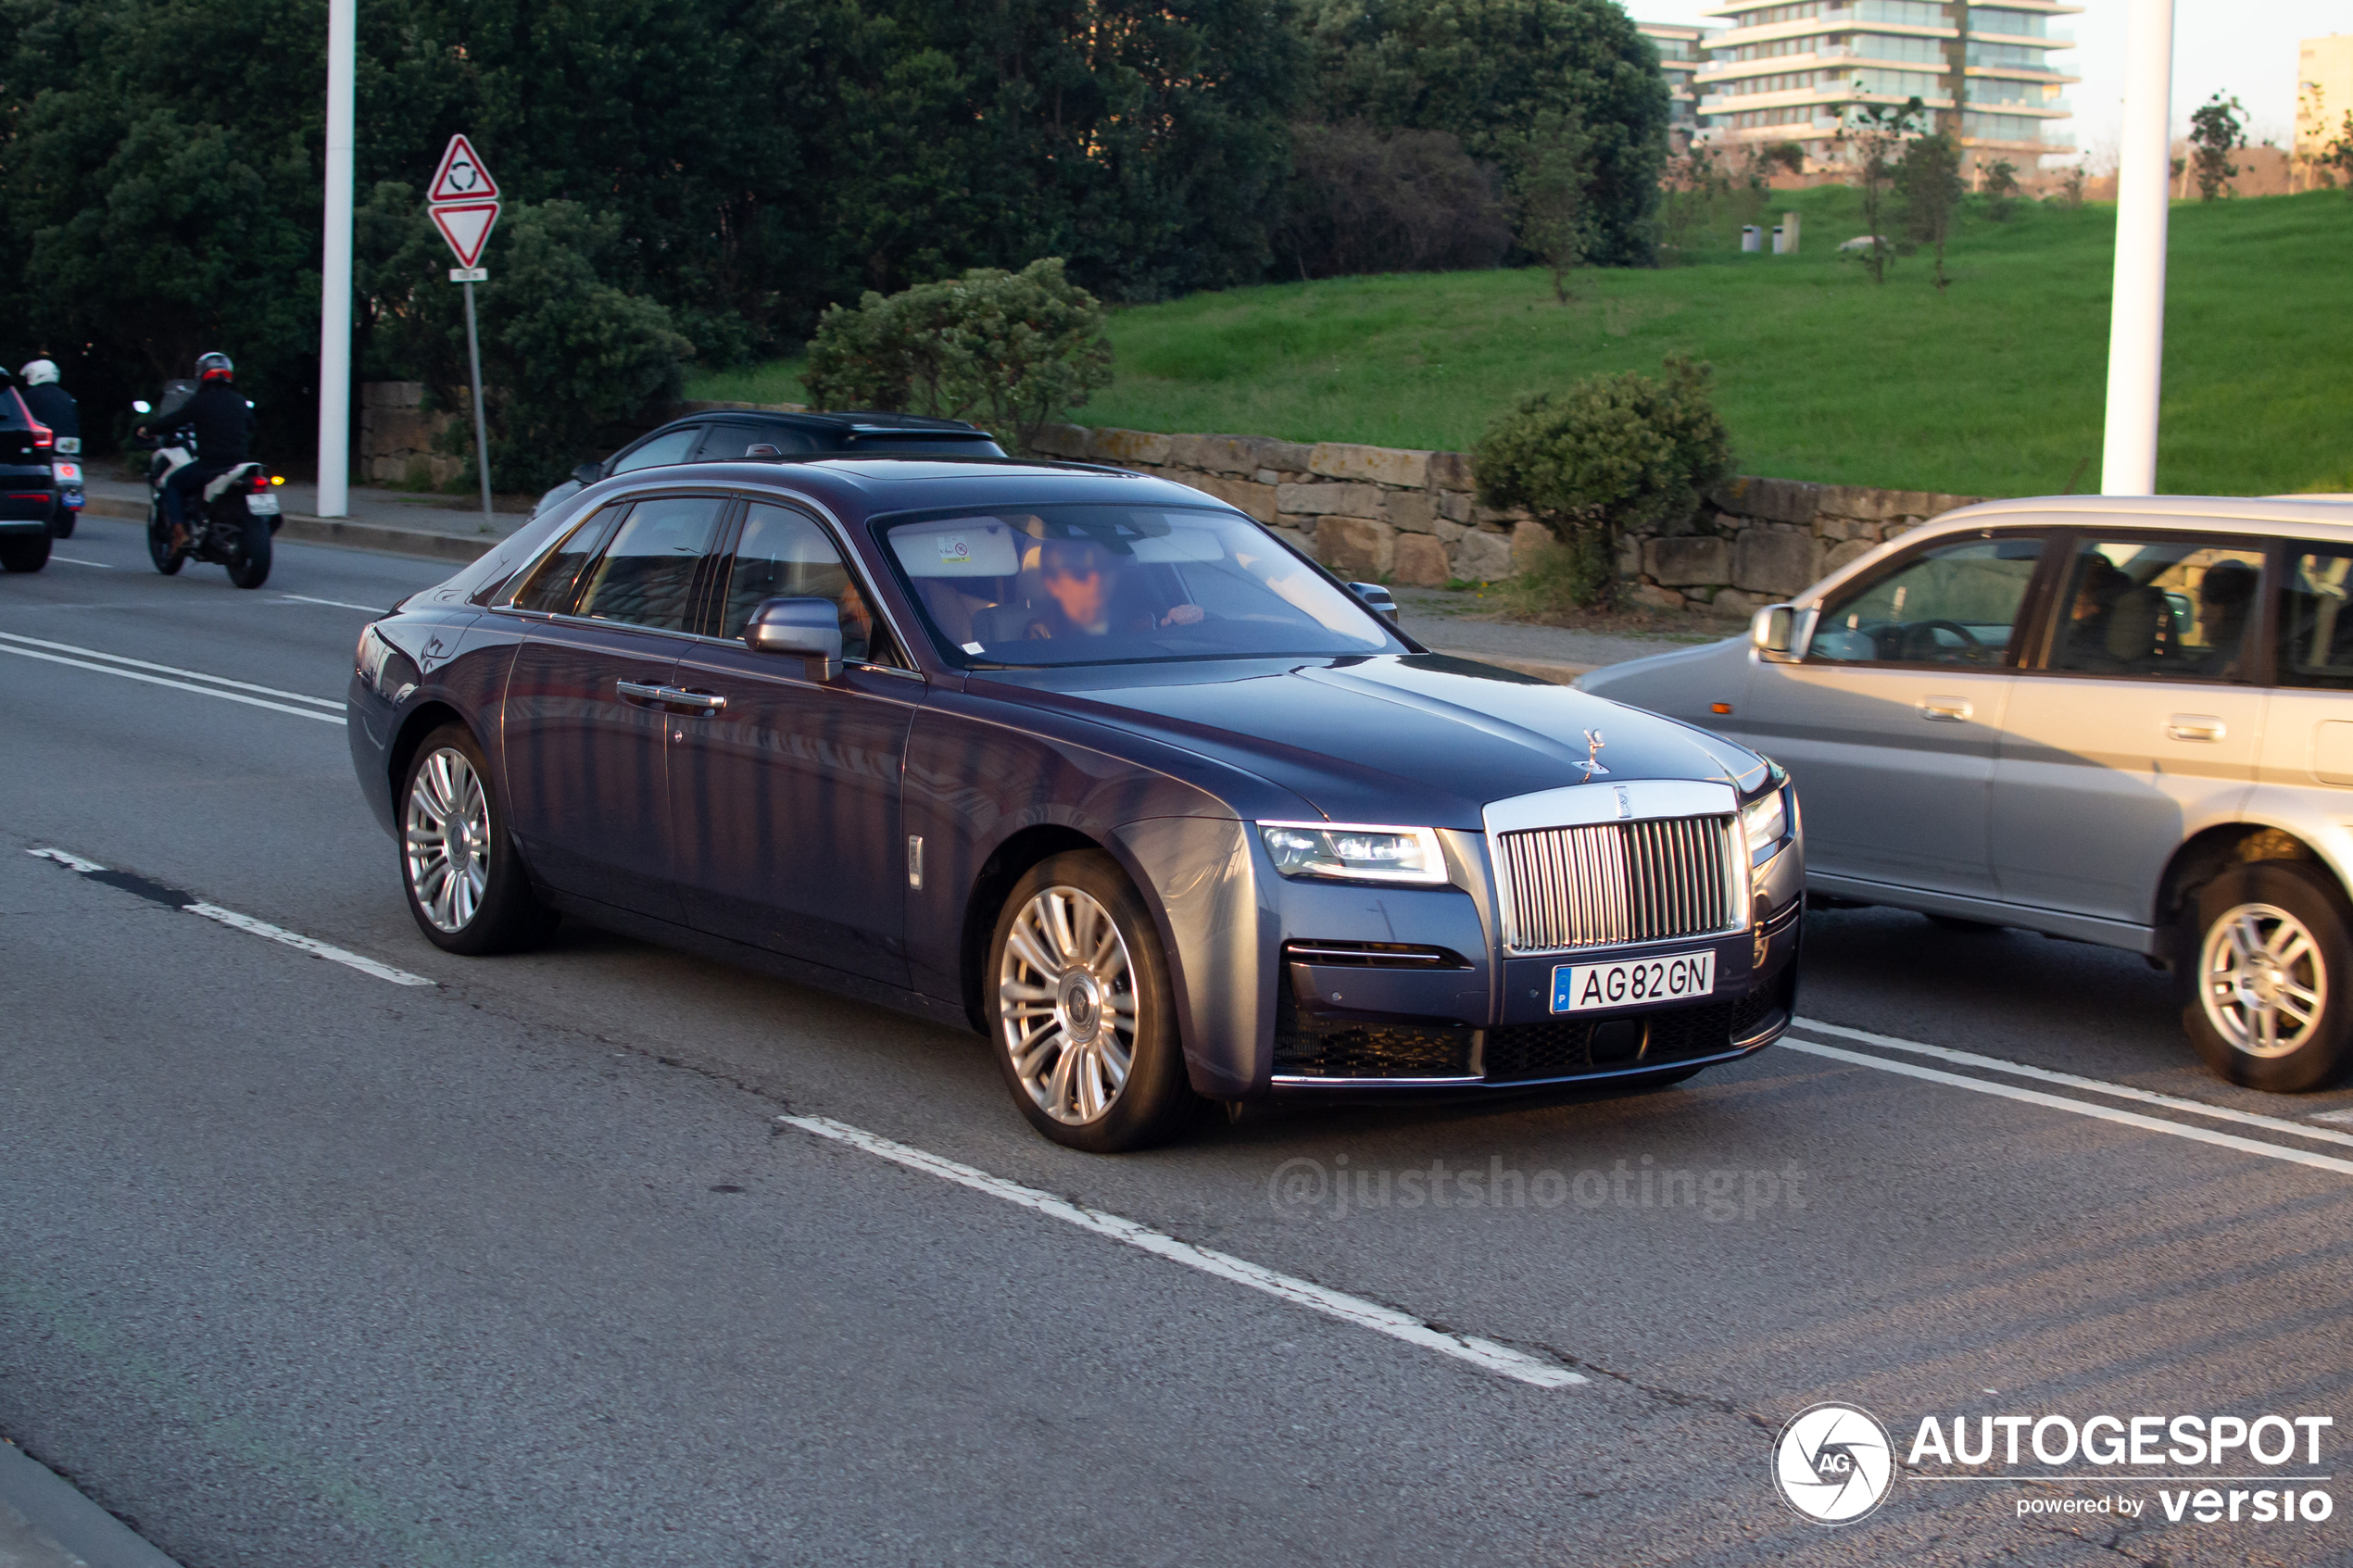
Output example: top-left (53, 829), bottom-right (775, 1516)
top-left (1471, 355), bottom-right (1731, 609)
top-left (1899, 132), bottom-right (1964, 291)
top-left (1298, 0), bottom-right (1669, 266)
top-left (803, 258), bottom-right (1114, 454)
top-left (1274, 122), bottom-right (1510, 279)
top-left (2188, 91), bottom-right (2246, 201)
top-left (1835, 94), bottom-right (1926, 284)
top-left (2322, 110), bottom-right (2353, 197)
top-left (1658, 142), bottom-right (1730, 257)
top-left (1508, 111), bottom-right (1592, 303)
top-left (2055, 164), bottom-right (2087, 209)
top-left (1979, 156), bottom-right (2020, 220)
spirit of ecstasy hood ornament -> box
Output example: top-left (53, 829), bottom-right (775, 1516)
top-left (1579, 728), bottom-right (1610, 781)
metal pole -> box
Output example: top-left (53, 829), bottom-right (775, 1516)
top-left (461, 280), bottom-right (493, 522)
top-left (2100, 0), bottom-right (2175, 496)
top-left (314, 0), bottom-right (356, 517)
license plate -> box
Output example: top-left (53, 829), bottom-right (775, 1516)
top-left (1552, 949), bottom-right (1717, 1013)
top-left (246, 492), bottom-right (281, 516)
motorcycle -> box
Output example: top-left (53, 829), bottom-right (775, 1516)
top-left (131, 389), bottom-right (281, 589)
top-left (49, 447), bottom-right (82, 539)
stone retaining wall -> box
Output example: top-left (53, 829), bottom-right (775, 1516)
top-left (358, 382), bottom-right (460, 487)
top-left (1028, 421), bottom-right (1982, 619)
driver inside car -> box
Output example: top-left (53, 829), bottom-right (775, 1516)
top-left (1025, 536), bottom-right (1204, 640)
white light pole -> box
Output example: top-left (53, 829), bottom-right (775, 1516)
top-left (2099, 0), bottom-right (2175, 496)
top-left (315, 0), bottom-right (356, 518)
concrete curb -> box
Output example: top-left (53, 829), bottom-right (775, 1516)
top-left (0, 1441), bottom-right (181, 1568)
top-left (83, 496), bottom-right (498, 564)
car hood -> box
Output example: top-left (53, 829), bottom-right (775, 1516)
top-left (971, 653), bottom-right (1768, 829)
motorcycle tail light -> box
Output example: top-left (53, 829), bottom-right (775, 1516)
top-left (248, 471), bottom-right (269, 492)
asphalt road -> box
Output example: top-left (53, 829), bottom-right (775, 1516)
top-left (5, 516), bottom-right (2351, 1567)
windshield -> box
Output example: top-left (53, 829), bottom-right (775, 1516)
top-left (877, 504), bottom-right (1405, 667)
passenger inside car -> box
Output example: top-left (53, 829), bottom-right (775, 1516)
top-left (1025, 537), bottom-right (1206, 639)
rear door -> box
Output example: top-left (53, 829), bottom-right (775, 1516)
top-left (1741, 530), bottom-right (2050, 898)
top-left (498, 494), bottom-right (731, 922)
top-left (1991, 530), bottom-right (2268, 924)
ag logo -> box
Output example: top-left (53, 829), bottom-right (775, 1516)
top-left (1773, 1402), bottom-right (1895, 1524)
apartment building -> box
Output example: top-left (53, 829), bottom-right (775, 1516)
top-left (1637, 20), bottom-right (1720, 152)
top-left (1693, 1), bottom-right (2079, 168)
top-left (2296, 34), bottom-right (2353, 160)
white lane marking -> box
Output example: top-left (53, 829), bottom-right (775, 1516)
top-left (185, 903), bottom-right (435, 987)
top-left (1794, 1015), bottom-right (2353, 1151)
top-left (1780, 1038), bottom-right (2353, 1178)
top-left (25, 848), bottom-right (433, 987)
top-left (278, 595), bottom-right (388, 612)
top-left (49, 555), bottom-right (114, 568)
top-left (780, 1113), bottom-right (1586, 1389)
top-left (2312, 1108), bottom-right (2353, 1126)
top-left (0, 630), bottom-right (344, 709)
top-left (0, 645), bottom-right (344, 725)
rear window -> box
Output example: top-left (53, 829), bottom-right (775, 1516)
top-left (845, 435), bottom-right (1002, 458)
top-left (0, 391), bottom-right (27, 432)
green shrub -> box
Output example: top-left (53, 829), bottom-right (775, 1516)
top-left (802, 258), bottom-right (1114, 454)
top-left (1472, 354), bottom-right (1731, 608)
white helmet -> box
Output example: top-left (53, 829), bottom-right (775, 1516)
top-left (19, 359), bottom-right (59, 386)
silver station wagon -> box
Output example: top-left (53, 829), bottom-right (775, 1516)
top-left (1584, 495), bottom-right (2353, 1093)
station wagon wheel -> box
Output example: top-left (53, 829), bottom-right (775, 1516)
top-left (2181, 860), bottom-right (2353, 1093)
top-left (398, 724), bottom-right (559, 957)
top-left (987, 850), bottom-right (1199, 1152)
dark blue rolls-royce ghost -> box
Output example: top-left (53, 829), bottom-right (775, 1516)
top-left (348, 457), bottom-right (1805, 1149)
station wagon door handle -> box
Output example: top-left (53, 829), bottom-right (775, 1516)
top-left (2165, 714), bottom-right (2226, 743)
top-left (1918, 696), bottom-right (1972, 722)
top-left (615, 679), bottom-right (668, 705)
top-left (659, 687), bottom-right (726, 713)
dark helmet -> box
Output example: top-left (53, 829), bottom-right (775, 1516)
top-left (195, 351), bottom-right (235, 383)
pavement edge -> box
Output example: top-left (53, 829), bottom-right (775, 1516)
top-left (0, 1441), bottom-right (182, 1568)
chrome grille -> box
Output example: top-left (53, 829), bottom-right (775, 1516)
top-left (1497, 814), bottom-right (1741, 954)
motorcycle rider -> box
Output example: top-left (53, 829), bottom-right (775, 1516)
top-left (137, 352), bottom-right (251, 549)
top-left (17, 359), bottom-right (80, 452)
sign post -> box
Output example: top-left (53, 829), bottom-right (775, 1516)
top-left (315, 0), bottom-right (356, 517)
top-left (428, 135), bottom-right (501, 523)
top-left (2101, 0), bottom-right (2176, 496)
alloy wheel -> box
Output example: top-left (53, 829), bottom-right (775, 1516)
top-left (405, 746), bottom-right (491, 934)
top-left (996, 884), bottom-right (1139, 1124)
top-left (2199, 901), bottom-right (2327, 1060)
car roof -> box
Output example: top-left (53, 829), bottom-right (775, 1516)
top-left (567, 456), bottom-right (1221, 525)
top-left (645, 408), bottom-right (990, 437)
top-left (1939, 493), bottom-right (2353, 542)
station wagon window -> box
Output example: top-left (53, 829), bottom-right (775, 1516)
top-left (719, 502), bottom-right (900, 666)
top-left (698, 423), bottom-right (818, 459)
top-left (571, 495), bottom-right (728, 633)
top-left (2045, 537), bottom-right (2264, 682)
top-left (1808, 534), bottom-right (2045, 668)
top-left (609, 425), bottom-right (700, 475)
top-left (2277, 547), bottom-right (2353, 690)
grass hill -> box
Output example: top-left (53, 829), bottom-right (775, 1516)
top-left (686, 186), bottom-right (2353, 499)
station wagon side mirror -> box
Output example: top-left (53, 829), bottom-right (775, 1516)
top-left (1347, 581), bottom-right (1401, 625)
top-left (745, 596), bottom-right (843, 682)
top-left (572, 461), bottom-right (601, 486)
top-left (1751, 604), bottom-right (1816, 663)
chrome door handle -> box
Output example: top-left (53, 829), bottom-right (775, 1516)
top-left (615, 679), bottom-right (667, 703)
top-left (1919, 696), bottom-right (1972, 722)
top-left (2166, 714), bottom-right (2226, 743)
top-left (659, 686), bottom-right (726, 713)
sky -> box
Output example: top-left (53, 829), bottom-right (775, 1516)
top-left (1629, 1), bottom-right (2353, 164)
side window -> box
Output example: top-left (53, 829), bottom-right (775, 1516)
top-left (720, 502), bottom-right (898, 666)
top-left (1808, 534), bottom-right (2045, 668)
top-left (2046, 537), bottom-right (2263, 681)
top-left (2278, 547), bottom-right (2353, 690)
top-left (698, 423), bottom-right (817, 459)
top-left (572, 495), bottom-right (729, 633)
top-left (609, 425), bottom-right (701, 475)
top-left (509, 505), bottom-right (623, 612)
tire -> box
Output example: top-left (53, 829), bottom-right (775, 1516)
top-left (0, 531), bottom-right (51, 572)
top-left (226, 513), bottom-right (271, 589)
top-left (986, 850), bottom-right (1201, 1152)
top-left (49, 509), bottom-right (74, 540)
top-left (399, 724), bottom-right (559, 956)
top-left (146, 501), bottom-right (183, 575)
top-left (2180, 860), bottom-right (2353, 1093)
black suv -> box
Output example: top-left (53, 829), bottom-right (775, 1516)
top-left (530, 408), bottom-right (1003, 518)
top-left (0, 383), bottom-right (58, 573)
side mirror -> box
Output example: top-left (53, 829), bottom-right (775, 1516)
top-left (572, 461), bottom-right (601, 486)
top-left (1347, 581), bottom-right (1401, 625)
top-left (1751, 604), bottom-right (1815, 662)
top-left (745, 596), bottom-right (843, 682)
top-left (132, 400), bottom-right (152, 414)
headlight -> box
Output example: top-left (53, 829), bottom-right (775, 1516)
top-left (1741, 786), bottom-right (1789, 858)
top-left (1257, 822), bottom-right (1449, 884)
